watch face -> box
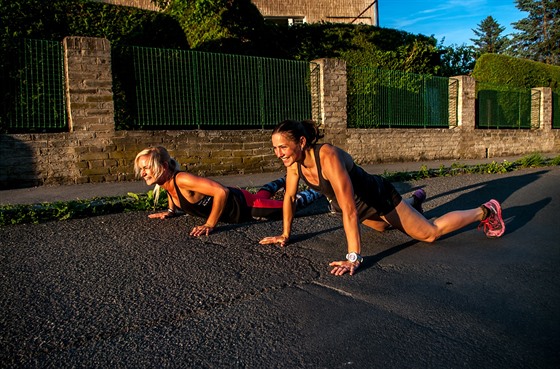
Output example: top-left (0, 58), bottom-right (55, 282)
top-left (347, 253), bottom-right (357, 262)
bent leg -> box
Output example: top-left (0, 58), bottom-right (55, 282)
top-left (362, 191), bottom-right (426, 233)
top-left (383, 201), bottom-right (484, 243)
top-left (250, 197), bottom-right (284, 219)
top-left (255, 177), bottom-right (286, 199)
top-left (295, 189), bottom-right (322, 209)
top-left (362, 217), bottom-right (392, 232)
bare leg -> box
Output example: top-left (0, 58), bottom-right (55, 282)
top-left (362, 194), bottom-right (425, 233)
top-left (362, 217), bottom-right (391, 232)
top-left (382, 201), bottom-right (484, 243)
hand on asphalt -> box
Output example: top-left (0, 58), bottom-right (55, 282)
top-left (259, 235), bottom-right (288, 247)
top-left (148, 211), bottom-right (169, 219)
top-left (190, 224), bottom-right (214, 237)
top-left (329, 260), bottom-right (360, 276)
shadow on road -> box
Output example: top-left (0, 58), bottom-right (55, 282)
top-left (358, 239), bottom-right (420, 273)
top-left (288, 225), bottom-right (344, 244)
top-left (425, 169), bottom-right (551, 239)
top-left (355, 169), bottom-right (553, 270)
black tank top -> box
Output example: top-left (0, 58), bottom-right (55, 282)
top-left (297, 144), bottom-right (389, 221)
top-left (172, 172), bottom-right (251, 223)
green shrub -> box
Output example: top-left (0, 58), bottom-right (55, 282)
top-left (0, 0), bottom-right (189, 131)
top-left (0, 189), bottom-right (166, 226)
top-left (472, 54), bottom-right (560, 90)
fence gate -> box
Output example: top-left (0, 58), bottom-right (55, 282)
top-left (132, 47), bottom-right (319, 129)
top-left (7, 39), bottom-right (67, 131)
top-left (476, 82), bottom-right (532, 129)
top-left (553, 90), bottom-right (560, 129)
top-left (347, 67), bottom-right (451, 128)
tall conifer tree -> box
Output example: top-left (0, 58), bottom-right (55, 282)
top-left (509, 0), bottom-right (559, 65)
top-left (471, 16), bottom-right (508, 55)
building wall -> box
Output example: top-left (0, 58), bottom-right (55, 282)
top-left (91, 0), bottom-right (160, 11)
top-left (251, 0), bottom-right (376, 25)
top-left (1, 37), bottom-right (558, 190)
top-left (92, 0), bottom-right (376, 25)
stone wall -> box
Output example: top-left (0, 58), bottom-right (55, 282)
top-left (0, 37), bottom-right (280, 189)
top-left (0, 37), bottom-right (558, 190)
top-left (1, 129), bottom-right (279, 189)
top-left (316, 60), bottom-right (559, 163)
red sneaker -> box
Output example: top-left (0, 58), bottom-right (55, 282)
top-left (478, 199), bottom-right (505, 238)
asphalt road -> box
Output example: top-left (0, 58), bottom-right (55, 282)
top-left (1, 167), bottom-right (559, 368)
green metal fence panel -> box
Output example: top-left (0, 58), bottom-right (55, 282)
top-left (9, 39), bottom-right (67, 131)
top-left (347, 67), bottom-right (451, 128)
top-left (476, 82), bottom-right (531, 129)
top-left (132, 47), bottom-right (317, 129)
top-left (553, 90), bottom-right (560, 129)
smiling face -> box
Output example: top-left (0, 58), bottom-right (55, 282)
top-left (136, 155), bottom-right (159, 186)
top-left (272, 132), bottom-right (305, 167)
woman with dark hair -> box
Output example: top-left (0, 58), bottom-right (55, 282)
top-left (259, 120), bottom-right (505, 276)
top-left (134, 146), bottom-right (322, 237)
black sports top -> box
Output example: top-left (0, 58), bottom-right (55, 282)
top-left (297, 144), bottom-right (401, 219)
top-left (171, 172), bottom-right (251, 223)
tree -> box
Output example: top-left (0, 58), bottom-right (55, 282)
top-left (509, 0), bottom-right (559, 65)
top-left (470, 16), bottom-right (508, 55)
top-left (438, 43), bottom-right (476, 77)
top-left (161, 0), bottom-right (272, 55)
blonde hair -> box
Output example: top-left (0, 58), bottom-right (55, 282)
top-left (134, 146), bottom-right (181, 205)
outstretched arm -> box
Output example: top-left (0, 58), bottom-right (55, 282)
top-left (259, 165), bottom-right (299, 246)
top-left (320, 145), bottom-right (362, 276)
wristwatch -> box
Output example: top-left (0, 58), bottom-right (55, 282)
top-left (346, 252), bottom-right (363, 263)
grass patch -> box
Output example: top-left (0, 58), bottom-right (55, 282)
top-left (0, 190), bottom-right (165, 226)
top-left (1, 153), bottom-right (558, 226)
top-left (382, 153), bottom-right (558, 182)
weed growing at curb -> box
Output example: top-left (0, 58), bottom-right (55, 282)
top-left (0, 189), bottom-right (166, 226)
top-left (1, 153), bottom-right (558, 226)
top-left (381, 153), bottom-right (557, 182)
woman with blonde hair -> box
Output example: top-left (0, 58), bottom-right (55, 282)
top-left (134, 146), bottom-right (322, 237)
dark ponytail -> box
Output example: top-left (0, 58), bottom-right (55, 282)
top-left (272, 120), bottom-right (323, 148)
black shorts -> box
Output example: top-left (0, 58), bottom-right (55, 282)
top-left (330, 175), bottom-right (402, 220)
top-left (372, 177), bottom-right (402, 216)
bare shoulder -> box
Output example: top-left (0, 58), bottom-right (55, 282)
top-left (175, 171), bottom-right (198, 182)
top-left (286, 162), bottom-right (299, 176)
top-left (318, 144), bottom-right (353, 168)
top-left (174, 171), bottom-right (206, 189)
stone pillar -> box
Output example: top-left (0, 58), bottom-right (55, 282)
top-left (63, 37), bottom-right (115, 133)
top-left (532, 87), bottom-right (552, 131)
top-left (312, 58), bottom-right (348, 150)
top-left (63, 37), bottom-right (117, 183)
top-left (452, 75), bottom-right (476, 130)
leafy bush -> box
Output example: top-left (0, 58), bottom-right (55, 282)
top-left (472, 54), bottom-right (560, 90)
top-left (271, 22), bottom-right (441, 74)
top-left (0, 189), bottom-right (166, 226)
top-left (164, 0), bottom-right (270, 55)
top-left (0, 0), bottom-right (452, 131)
top-left (0, 0), bottom-right (189, 131)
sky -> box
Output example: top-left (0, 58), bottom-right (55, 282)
top-left (377, 0), bottom-right (527, 46)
